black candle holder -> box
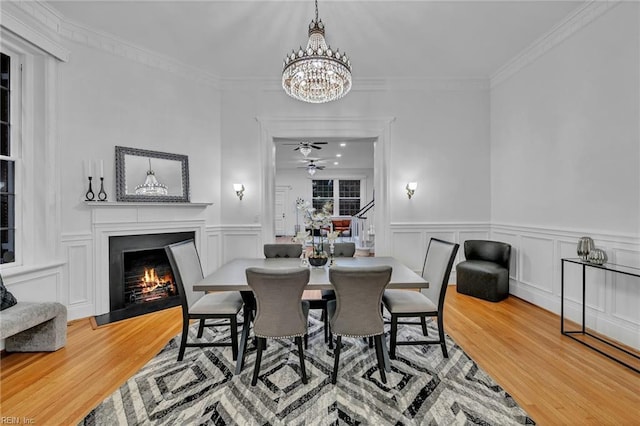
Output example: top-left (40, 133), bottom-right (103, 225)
top-left (98, 177), bottom-right (108, 201)
top-left (85, 177), bottom-right (95, 201)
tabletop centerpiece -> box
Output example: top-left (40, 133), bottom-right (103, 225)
top-left (296, 199), bottom-right (333, 267)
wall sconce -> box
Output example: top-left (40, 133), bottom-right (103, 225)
top-left (406, 182), bottom-right (417, 199)
top-left (233, 183), bottom-right (245, 200)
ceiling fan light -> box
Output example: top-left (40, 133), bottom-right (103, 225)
top-left (307, 166), bottom-right (317, 176)
top-left (300, 146), bottom-right (312, 157)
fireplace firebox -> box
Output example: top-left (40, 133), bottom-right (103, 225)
top-left (95, 231), bottom-right (195, 326)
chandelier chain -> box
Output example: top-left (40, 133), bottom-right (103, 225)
top-left (315, 0), bottom-right (319, 23)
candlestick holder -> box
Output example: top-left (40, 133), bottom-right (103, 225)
top-left (98, 177), bottom-right (108, 201)
top-left (85, 177), bottom-right (95, 201)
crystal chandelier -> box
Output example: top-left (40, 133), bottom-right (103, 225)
top-left (282, 0), bottom-right (352, 103)
top-left (135, 159), bottom-right (168, 196)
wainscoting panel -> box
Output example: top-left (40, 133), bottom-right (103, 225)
top-left (221, 226), bottom-right (263, 264)
top-left (390, 223), bottom-right (490, 277)
top-left (61, 233), bottom-right (95, 320)
top-left (492, 231), bottom-right (519, 280)
top-left (610, 248), bottom-right (640, 326)
top-left (391, 231), bottom-right (425, 273)
top-left (492, 224), bottom-right (639, 350)
top-left (204, 230), bottom-right (222, 276)
top-left (2, 267), bottom-right (62, 302)
top-left (519, 235), bottom-right (554, 293)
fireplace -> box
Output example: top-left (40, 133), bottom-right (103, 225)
top-left (95, 231), bottom-right (195, 325)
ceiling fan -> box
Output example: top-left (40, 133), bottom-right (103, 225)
top-left (297, 159), bottom-right (326, 176)
top-left (284, 141), bottom-right (328, 157)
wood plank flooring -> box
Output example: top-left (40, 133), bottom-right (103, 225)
top-left (1, 291), bottom-right (638, 425)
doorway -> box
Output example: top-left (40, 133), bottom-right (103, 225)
top-left (257, 116), bottom-right (394, 255)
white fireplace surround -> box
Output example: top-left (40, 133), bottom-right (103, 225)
top-left (89, 202), bottom-right (210, 315)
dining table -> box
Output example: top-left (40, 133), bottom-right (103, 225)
top-left (194, 256), bottom-right (428, 374)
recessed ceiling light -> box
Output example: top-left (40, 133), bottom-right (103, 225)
top-left (340, 143), bottom-right (346, 147)
top-left (334, 162), bottom-right (339, 165)
top-left (336, 154), bottom-right (342, 157)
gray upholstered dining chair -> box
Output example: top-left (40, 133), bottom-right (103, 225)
top-left (313, 242), bottom-right (356, 346)
top-left (327, 265), bottom-right (392, 384)
top-left (165, 240), bottom-right (244, 362)
top-left (245, 267), bottom-right (310, 386)
top-left (263, 244), bottom-right (303, 258)
top-left (382, 238), bottom-right (459, 359)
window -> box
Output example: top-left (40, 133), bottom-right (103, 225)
top-left (0, 52), bottom-right (16, 264)
top-left (338, 180), bottom-right (361, 216)
top-left (312, 179), bottom-right (362, 216)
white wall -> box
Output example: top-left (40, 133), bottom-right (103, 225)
top-left (58, 41), bottom-right (222, 232)
top-left (490, 2), bottom-right (640, 348)
top-left (220, 86), bottom-right (491, 228)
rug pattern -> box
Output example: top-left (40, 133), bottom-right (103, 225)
top-left (81, 314), bottom-right (535, 425)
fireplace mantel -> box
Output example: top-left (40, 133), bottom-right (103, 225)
top-left (89, 201), bottom-right (210, 315)
top-left (84, 201), bottom-right (212, 208)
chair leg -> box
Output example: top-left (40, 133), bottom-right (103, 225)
top-left (177, 318), bottom-right (189, 361)
top-left (332, 336), bottom-right (342, 384)
top-left (390, 315), bottom-right (398, 359)
top-left (437, 314), bottom-right (448, 358)
top-left (421, 316), bottom-right (428, 336)
top-left (304, 333), bottom-right (308, 349)
top-left (230, 315), bottom-right (238, 361)
top-left (236, 309), bottom-right (252, 374)
top-left (251, 337), bottom-right (265, 386)
top-left (374, 335), bottom-right (387, 384)
top-left (329, 324), bottom-right (334, 349)
top-left (323, 308), bottom-right (329, 343)
top-left (295, 336), bottom-right (308, 384)
top-left (197, 319), bottom-right (206, 338)
top-left (368, 337), bottom-right (374, 348)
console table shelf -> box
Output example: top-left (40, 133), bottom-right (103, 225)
top-left (561, 258), bottom-right (640, 374)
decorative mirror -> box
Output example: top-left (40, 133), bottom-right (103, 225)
top-left (115, 146), bottom-right (190, 202)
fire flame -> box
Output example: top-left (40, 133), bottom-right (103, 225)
top-left (140, 268), bottom-right (174, 294)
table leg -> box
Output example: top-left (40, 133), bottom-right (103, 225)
top-left (561, 259), bottom-right (565, 334)
top-left (235, 309), bottom-right (252, 375)
top-left (582, 263), bottom-right (586, 333)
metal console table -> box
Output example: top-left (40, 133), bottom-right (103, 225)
top-left (561, 258), bottom-right (639, 374)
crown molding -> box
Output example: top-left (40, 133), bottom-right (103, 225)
top-left (6, 0), bottom-right (221, 87)
top-left (59, 18), bottom-right (221, 88)
top-left (1, 1), bottom-right (69, 61)
top-left (491, 0), bottom-right (621, 88)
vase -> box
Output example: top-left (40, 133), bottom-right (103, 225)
top-left (587, 248), bottom-right (607, 265)
top-left (576, 236), bottom-right (594, 261)
top-left (308, 256), bottom-right (328, 267)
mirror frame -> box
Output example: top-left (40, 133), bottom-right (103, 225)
top-left (115, 146), bottom-right (190, 202)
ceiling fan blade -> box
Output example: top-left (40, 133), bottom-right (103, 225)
top-left (293, 147), bottom-right (300, 150)
top-left (313, 142), bottom-right (328, 145)
top-left (311, 145), bottom-right (322, 149)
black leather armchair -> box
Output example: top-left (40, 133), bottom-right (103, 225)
top-left (456, 240), bottom-right (511, 302)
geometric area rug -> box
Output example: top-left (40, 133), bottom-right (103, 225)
top-left (80, 312), bottom-right (535, 425)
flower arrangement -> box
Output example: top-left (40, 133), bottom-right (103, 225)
top-left (295, 199), bottom-right (333, 258)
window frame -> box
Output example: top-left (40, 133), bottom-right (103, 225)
top-left (312, 178), bottom-right (363, 217)
top-left (0, 46), bottom-right (23, 267)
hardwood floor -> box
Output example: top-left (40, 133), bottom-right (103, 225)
top-left (1, 291), bottom-right (638, 425)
